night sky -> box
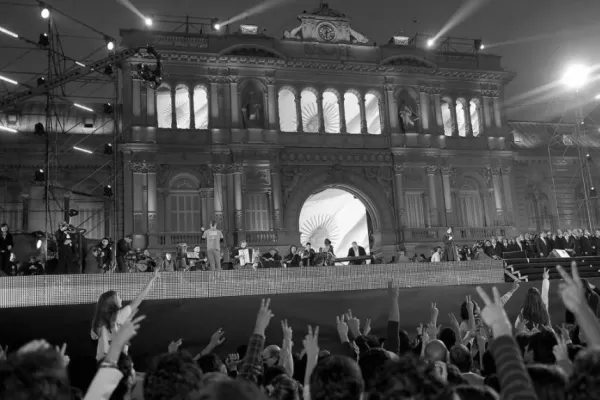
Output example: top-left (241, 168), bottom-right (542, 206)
top-left (1, 0), bottom-right (600, 122)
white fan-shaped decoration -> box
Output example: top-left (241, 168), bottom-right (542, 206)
top-left (302, 102), bottom-right (319, 133)
top-left (300, 214), bottom-right (340, 249)
top-left (323, 101), bottom-right (340, 133)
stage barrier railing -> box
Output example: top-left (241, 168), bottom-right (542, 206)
top-left (0, 260), bottom-right (504, 308)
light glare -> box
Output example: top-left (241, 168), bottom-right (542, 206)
top-left (0, 75), bottom-right (18, 85)
top-left (0, 126), bottom-right (17, 133)
top-left (562, 64), bottom-right (590, 89)
top-left (427, 39), bottom-right (434, 47)
top-left (41, 8), bottom-right (50, 19)
top-left (107, 41), bottom-right (115, 51)
top-left (0, 26), bottom-right (18, 38)
top-left (145, 17), bottom-right (153, 26)
top-left (73, 146), bottom-right (93, 154)
top-left (75, 61), bottom-right (86, 67)
top-left (214, 23), bottom-right (221, 30)
top-left (74, 103), bottom-right (94, 112)
top-left (36, 239), bottom-right (42, 249)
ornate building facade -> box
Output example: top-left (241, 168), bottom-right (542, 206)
top-left (1, 4), bottom-right (599, 256)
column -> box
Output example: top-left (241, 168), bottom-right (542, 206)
top-left (339, 98), bottom-right (347, 133)
top-left (482, 96), bottom-right (493, 129)
top-left (157, 189), bottom-right (166, 232)
top-left (419, 89), bottom-right (430, 131)
top-left (131, 162), bottom-right (146, 233)
top-left (188, 87), bottom-right (196, 129)
top-left (123, 159), bottom-right (133, 235)
top-left (21, 193), bottom-right (29, 231)
top-left (104, 197), bottom-right (111, 238)
top-left (490, 167), bottom-right (504, 225)
top-left (386, 85), bottom-right (399, 132)
top-left (209, 79), bottom-right (220, 128)
top-left (132, 80), bottom-right (142, 121)
top-left (295, 96), bottom-right (304, 133)
top-left (212, 165), bottom-right (225, 225)
top-left (317, 93), bottom-right (325, 133)
top-left (441, 167), bottom-right (453, 225)
top-left (393, 165), bottom-right (405, 229)
top-left (463, 103), bottom-right (473, 137)
top-left (230, 77), bottom-right (240, 128)
top-left (433, 93), bottom-right (443, 130)
top-left (233, 164), bottom-right (244, 231)
top-left (359, 93), bottom-right (368, 134)
top-left (147, 163), bottom-right (157, 233)
top-left (449, 100), bottom-right (458, 136)
top-left (226, 169), bottom-right (235, 231)
top-left (63, 192), bottom-right (71, 223)
top-left (122, 63), bottom-right (133, 133)
top-left (170, 86), bottom-right (176, 129)
top-left (267, 80), bottom-right (277, 130)
top-left (200, 190), bottom-right (209, 228)
top-left (493, 97), bottom-right (502, 128)
top-left (501, 167), bottom-right (514, 224)
top-left (426, 166), bottom-right (439, 226)
top-left (271, 167), bottom-right (283, 229)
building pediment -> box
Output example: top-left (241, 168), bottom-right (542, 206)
top-left (219, 44), bottom-right (286, 60)
top-left (381, 55), bottom-right (436, 69)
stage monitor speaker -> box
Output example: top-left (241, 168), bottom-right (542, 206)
top-left (550, 249), bottom-right (570, 258)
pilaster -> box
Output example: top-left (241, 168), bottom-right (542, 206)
top-left (425, 166), bottom-right (439, 226)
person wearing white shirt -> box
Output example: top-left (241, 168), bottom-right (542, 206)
top-left (431, 247), bottom-right (442, 263)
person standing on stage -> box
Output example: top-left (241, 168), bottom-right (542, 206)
top-left (347, 241), bottom-right (367, 265)
top-left (442, 227), bottom-right (457, 262)
top-left (0, 223), bottom-right (13, 275)
top-left (203, 220), bottom-right (224, 271)
top-left (56, 221), bottom-right (77, 273)
top-left (116, 235), bottom-right (133, 273)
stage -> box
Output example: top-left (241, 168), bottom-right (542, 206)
top-left (0, 259), bottom-right (579, 387)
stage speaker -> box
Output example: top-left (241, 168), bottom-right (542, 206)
top-left (550, 249), bottom-right (570, 258)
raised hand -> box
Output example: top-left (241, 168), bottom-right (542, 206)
top-left (115, 311), bottom-right (146, 346)
top-left (363, 318), bottom-right (372, 336)
top-left (254, 298), bottom-right (275, 336)
top-left (556, 323), bottom-right (571, 343)
top-left (168, 339), bottom-right (183, 353)
top-left (512, 279), bottom-right (520, 292)
top-left (475, 286), bottom-right (511, 337)
top-left (388, 280), bottom-right (399, 300)
top-left (336, 315), bottom-right (349, 340)
top-left (417, 323), bottom-right (424, 335)
top-left (152, 268), bottom-right (161, 281)
top-left (553, 335), bottom-right (569, 362)
top-left (281, 319), bottom-right (293, 342)
top-left (56, 343), bottom-right (70, 367)
top-left (430, 303), bottom-right (439, 324)
top-left (225, 353), bottom-right (241, 370)
top-left (303, 325), bottom-right (320, 361)
top-left (556, 264), bottom-right (586, 314)
top-left (345, 309), bottom-right (361, 337)
top-left (209, 328), bottom-right (226, 348)
top-left (543, 268), bottom-right (549, 280)
top-left (448, 313), bottom-right (460, 333)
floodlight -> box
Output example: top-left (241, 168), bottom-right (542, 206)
top-left (73, 146), bottom-right (92, 154)
top-left (41, 7), bottom-right (50, 19)
top-left (0, 126), bottom-right (17, 133)
top-left (562, 64), bottom-right (590, 89)
top-left (427, 39), bottom-right (434, 47)
top-left (145, 17), bottom-right (153, 27)
top-left (214, 23), bottom-right (221, 31)
top-left (0, 75), bottom-right (18, 85)
top-left (103, 185), bottom-right (113, 197)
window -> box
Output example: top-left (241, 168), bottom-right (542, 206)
top-left (322, 90), bottom-right (340, 133)
top-left (169, 194), bottom-right (201, 232)
top-left (245, 193), bottom-right (271, 231)
top-left (457, 191), bottom-right (484, 227)
top-left (193, 85), bottom-right (209, 129)
top-left (175, 84), bottom-right (190, 129)
top-left (156, 84), bottom-right (172, 128)
top-left (278, 88), bottom-right (297, 132)
top-left (470, 100), bottom-right (481, 136)
top-left (300, 89), bottom-right (319, 133)
top-left (404, 192), bottom-right (425, 228)
top-left (344, 91), bottom-right (361, 134)
top-left (70, 201), bottom-right (105, 240)
top-left (364, 93), bottom-right (381, 134)
top-left (441, 99), bottom-right (453, 136)
top-left (456, 101), bottom-right (466, 137)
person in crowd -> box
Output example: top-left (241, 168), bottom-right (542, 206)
top-left (301, 242), bottom-right (315, 266)
top-left (282, 245), bottom-right (301, 268)
top-left (160, 252), bottom-right (176, 271)
top-left (203, 221), bottom-right (224, 271)
top-left (431, 246), bottom-right (442, 262)
top-left (442, 227), bottom-right (456, 261)
top-left (56, 221), bottom-right (77, 274)
top-left (98, 237), bottom-right (113, 270)
top-left (515, 268), bottom-right (550, 329)
top-left (591, 229), bottom-right (600, 255)
top-left (0, 222), bottom-right (13, 275)
top-left (581, 229), bottom-right (594, 256)
top-left (397, 250), bottom-right (410, 263)
top-left (90, 268), bottom-right (160, 361)
top-left (233, 240), bottom-right (258, 269)
top-left (347, 241), bottom-right (367, 265)
top-left (84, 247), bottom-right (103, 274)
top-left (261, 248), bottom-right (282, 268)
top-left (116, 235), bottom-right (133, 273)
top-left (535, 231), bottom-right (549, 258)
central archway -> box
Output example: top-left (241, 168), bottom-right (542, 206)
top-left (299, 188), bottom-right (370, 254)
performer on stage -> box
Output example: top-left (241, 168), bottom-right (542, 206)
top-left (84, 247), bottom-right (104, 274)
top-left (323, 239), bottom-right (335, 257)
top-left (301, 242), bottom-right (315, 267)
top-left (0, 223), bottom-right (14, 275)
top-left (232, 240), bottom-right (257, 269)
top-left (202, 220), bottom-right (224, 271)
top-left (347, 241), bottom-right (367, 265)
top-left (116, 235), bottom-right (133, 273)
top-left (442, 227), bottom-right (457, 262)
top-left (98, 237), bottom-right (113, 271)
top-left (261, 249), bottom-right (282, 268)
top-left (56, 221), bottom-right (77, 274)
top-left (282, 245), bottom-right (301, 268)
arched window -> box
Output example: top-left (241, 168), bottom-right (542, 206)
top-left (344, 91), bottom-right (361, 134)
top-left (278, 88), bottom-right (297, 132)
top-left (240, 80), bottom-right (266, 129)
top-left (364, 93), bottom-right (381, 134)
top-left (457, 179), bottom-right (485, 227)
top-left (527, 190), bottom-right (555, 231)
top-left (397, 89), bottom-right (419, 133)
top-left (174, 84), bottom-right (190, 129)
top-left (300, 89), bottom-right (319, 133)
top-left (322, 90), bottom-right (340, 133)
top-left (156, 84), bottom-right (172, 128)
top-left (456, 100), bottom-right (466, 137)
top-left (168, 174), bottom-right (201, 232)
top-left (440, 99), bottom-right (453, 136)
top-left (469, 99), bottom-right (481, 136)
top-left (193, 85), bottom-right (209, 129)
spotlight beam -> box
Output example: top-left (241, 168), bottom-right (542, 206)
top-left (429, 0), bottom-right (491, 44)
top-left (219, 0), bottom-right (301, 27)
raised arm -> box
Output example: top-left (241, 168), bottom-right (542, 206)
top-left (385, 280), bottom-right (400, 355)
top-left (541, 268), bottom-right (550, 310)
top-left (238, 298), bottom-right (274, 384)
top-left (128, 269), bottom-right (160, 311)
top-left (278, 320), bottom-right (294, 377)
top-left (500, 280), bottom-right (520, 306)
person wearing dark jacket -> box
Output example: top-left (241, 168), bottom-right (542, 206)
top-left (0, 223), bottom-right (14, 275)
top-left (347, 242), bottom-right (368, 265)
top-left (581, 230), bottom-right (594, 256)
top-left (535, 232), bottom-right (549, 258)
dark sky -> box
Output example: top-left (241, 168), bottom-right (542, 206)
top-left (2, 0), bottom-right (600, 121)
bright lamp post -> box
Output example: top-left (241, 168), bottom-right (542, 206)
top-left (562, 64), bottom-right (594, 230)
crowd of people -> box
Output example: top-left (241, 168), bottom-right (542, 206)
top-left (1, 260), bottom-right (599, 400)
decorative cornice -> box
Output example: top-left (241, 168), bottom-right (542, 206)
top-left (501, 166), bottom-right (511, 174)
top-left (212, 164), bottom-right (228, 174)
top-left (384, 84), bottom-right (395, 91)
top-left (491, 167), bottom-right (502, 176)
top-left (280, 151), bottom-right (392, 164)
top-left (425, 165), bottom-right (438, 175)
top-left (393, 165), bottom-right (404, 175)
top-left (130, 161), bottom-right (157, 173)
top-left (481, 89), bottom-right (499, 97)
top-left (440, 166), bottom-right (452, 176)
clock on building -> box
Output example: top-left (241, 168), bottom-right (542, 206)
top-left (317, 24), bottom-right (336, 42)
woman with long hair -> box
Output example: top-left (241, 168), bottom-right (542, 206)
top-left (91, 268), bottom-right (160, 361)
top-left (516, 268), bottom-right (550, 329)
top-left (442, 227), bottom-right (457, 261)
top-left (0, 223), bottom-right (14, 275)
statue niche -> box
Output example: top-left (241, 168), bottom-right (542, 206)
top-left (240, 80), bottom-right (266, 129)
top-left (397, 90), bottom-right (419, 133)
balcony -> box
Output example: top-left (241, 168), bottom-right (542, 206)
top-left (402, 226), bottom-right (510, 242)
